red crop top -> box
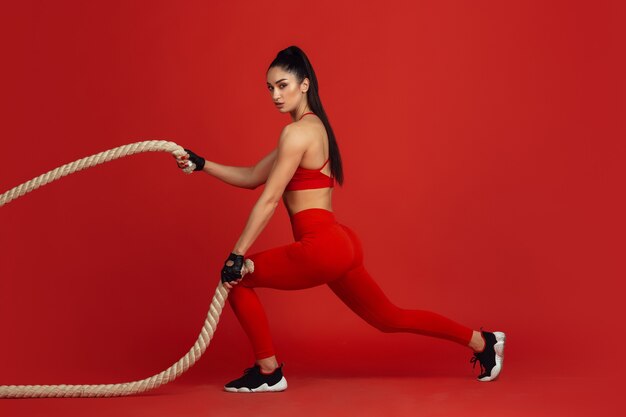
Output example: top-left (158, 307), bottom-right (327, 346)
top-left (285, 157), bottom-right (335, 191)
top-left (284, 111), bottom-right (335, 191)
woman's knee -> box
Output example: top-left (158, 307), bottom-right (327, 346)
top-left (368, 311), bottom-right (405, 333)
top-left (354, 300), bottom-right (408, 333)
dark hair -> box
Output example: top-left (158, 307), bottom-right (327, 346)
top-left (267, 45), bottom-right (344, 187)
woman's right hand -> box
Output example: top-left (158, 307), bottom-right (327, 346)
top-left (173, 152), bottom-right (191, 169)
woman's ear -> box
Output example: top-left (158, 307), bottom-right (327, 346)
top-left (301, 78), bottom-right (310, 93)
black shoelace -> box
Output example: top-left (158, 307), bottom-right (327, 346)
top-left (470, 326), bottom-right (487, 376)
top-left (470, 353), bottom-right (485, 376)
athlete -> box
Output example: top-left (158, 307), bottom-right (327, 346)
top-left (174, 45), bottom-right (506, 393)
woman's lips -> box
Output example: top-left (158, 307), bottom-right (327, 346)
top-left (275, 103), bottom-right (283, 107)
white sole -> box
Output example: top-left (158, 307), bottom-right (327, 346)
top-left (224, 376), bottom-right (288, 393)
top-left (478, 331), bottom-right (506, 382)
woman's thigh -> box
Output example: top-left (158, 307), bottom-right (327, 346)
top-left (243, 224), bottom-right (356, 290)
top-left (242, 241), bottom-right (315, 290)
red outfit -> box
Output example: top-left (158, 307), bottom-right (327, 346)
top-left (229, 110), bottom-right (473, 359)
top-left (228, 208), bottom-right (474, 360)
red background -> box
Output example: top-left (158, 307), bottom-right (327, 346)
top-left (1, 0), bottom-right (624, 415)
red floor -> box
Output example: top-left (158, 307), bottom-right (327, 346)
top-left (0, 358), bottom-right (619, 417)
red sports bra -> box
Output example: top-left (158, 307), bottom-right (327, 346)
top-left (284, 112), bottom-right (335, 191)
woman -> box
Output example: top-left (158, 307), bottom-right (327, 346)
top-left (174, 46), bottom-right (506, 393)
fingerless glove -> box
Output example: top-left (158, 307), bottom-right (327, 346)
top-left (221, 252), bottom-right (244, 283)
top-left (184, 148), bottom-right (206, 171)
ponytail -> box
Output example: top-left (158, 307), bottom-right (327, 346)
top-left (267, 46), bottom-right (344, 186)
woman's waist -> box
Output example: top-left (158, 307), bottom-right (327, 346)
top-left (289, 207), bottom-right (338, 239)
top-left (283, 188), bottom-right (332, 212)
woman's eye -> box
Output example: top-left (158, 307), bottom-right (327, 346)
top-left (280, 84), bottom-right (287, 88)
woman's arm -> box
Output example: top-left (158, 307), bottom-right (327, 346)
top-left (249, 148), bottom-right (278, 189)
top-left (232, 126), bottom-right (307, 255)
top-left (201, 161), bottom-right (254, 189)
top-left (199, 148), bottom-right (277, 190)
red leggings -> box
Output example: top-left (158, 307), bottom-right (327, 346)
top-left (228, 208), bottom-right (474, 360)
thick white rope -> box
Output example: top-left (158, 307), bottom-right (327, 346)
top-left (0, 140), bottom-right (253, 398)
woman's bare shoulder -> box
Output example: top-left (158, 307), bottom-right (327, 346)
top-left (280, 120), bottom-right (316, 143)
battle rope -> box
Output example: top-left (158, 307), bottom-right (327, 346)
top-left (0, 140), bottom-right (254, 398)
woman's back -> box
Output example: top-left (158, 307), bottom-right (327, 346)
top-left (282, 113), bottom-right (334, 217)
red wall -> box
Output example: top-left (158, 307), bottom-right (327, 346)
top-left (1, 0), bottom-right (624, 386)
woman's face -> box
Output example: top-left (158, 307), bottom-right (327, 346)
top-left (266, 66), bottom-right (308, 113)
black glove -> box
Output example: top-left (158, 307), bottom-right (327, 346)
top-left (221, 252), bottom-right (244, 283)
top-left (183, 148), bottom-right (206, 171)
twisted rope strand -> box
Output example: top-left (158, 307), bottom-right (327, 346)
top-left (0, 140), bottom-right (252, 398)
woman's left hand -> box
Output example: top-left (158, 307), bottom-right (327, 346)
top-left (223, 278), bottom-right (243, 290)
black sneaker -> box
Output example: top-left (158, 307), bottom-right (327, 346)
top-left (223, 363), bottom-right (288, 393)
top-left (470, 329), bottom-right (506, 382)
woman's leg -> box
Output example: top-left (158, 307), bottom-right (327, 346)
top-left (227, 286), bottom-right (277, 366)
top-left (228, 229), bottom-right (352, 369)
top-left (328, 224), bottom-right (474, 346)
top-left (230, 216), bottom-right (475, 369)
top-left (327, 263), bottom-right (474, 345)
